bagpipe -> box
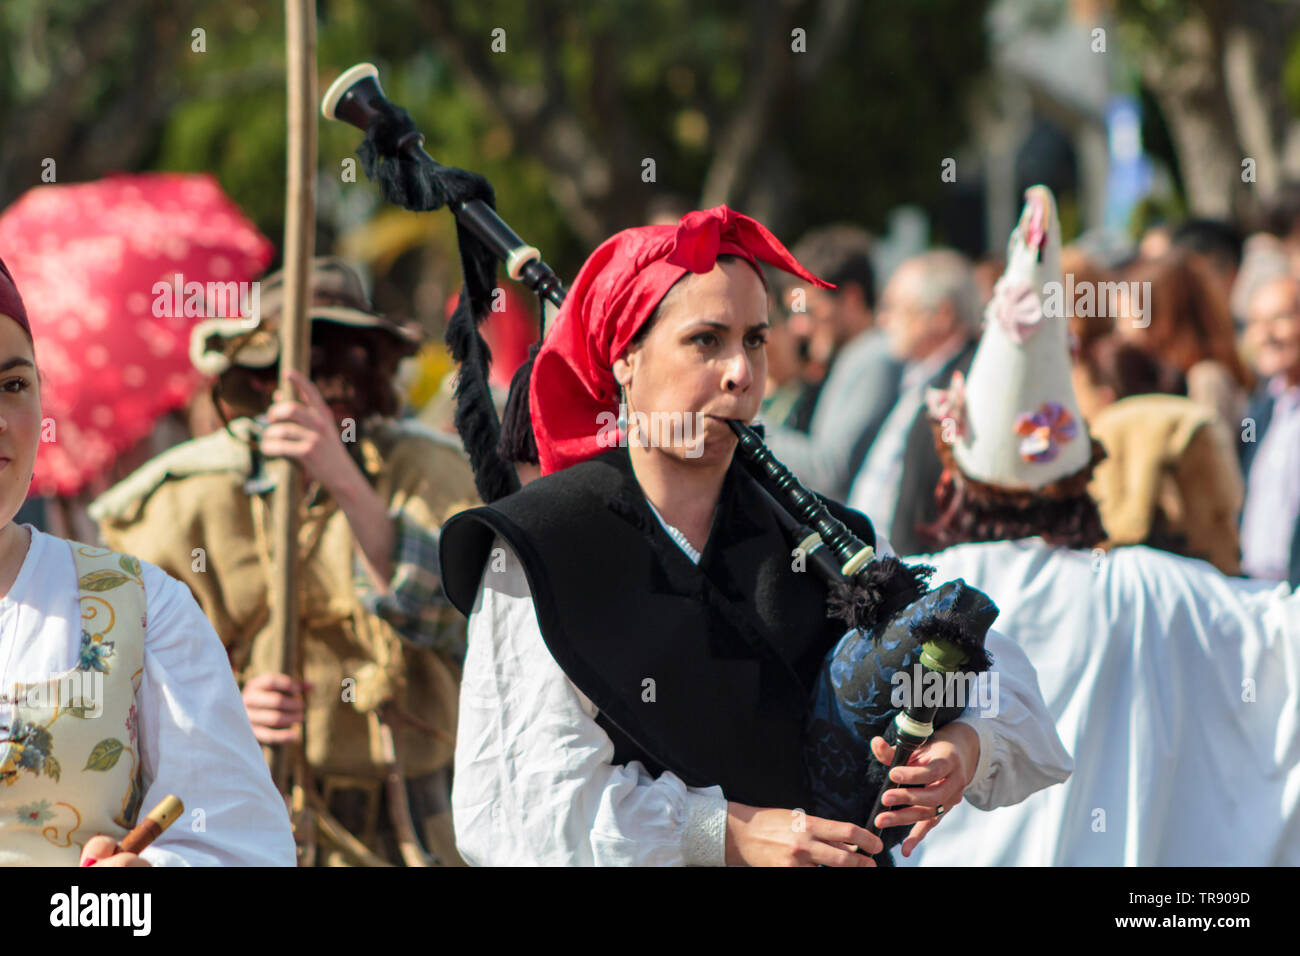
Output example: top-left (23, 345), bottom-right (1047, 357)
top-left (730, 419), bottom-right (997, 852)
top-left (322, 64), bottom-right (999, 859)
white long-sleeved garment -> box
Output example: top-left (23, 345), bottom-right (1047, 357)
top-left (897, 540), bottom-right (1300, 866)
top-left (0, 526), bottom-right (296, 866)
top-left (451, 518), bottom-right (1072, 866)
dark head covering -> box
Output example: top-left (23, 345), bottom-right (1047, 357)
top-left (0, 257), bottom-right (32, 341)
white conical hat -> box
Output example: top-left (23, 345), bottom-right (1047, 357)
top-left (927, 185), bottom-right (1092, 490)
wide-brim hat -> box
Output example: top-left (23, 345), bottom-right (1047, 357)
top-left (189, 255), bottom-right (422, 375)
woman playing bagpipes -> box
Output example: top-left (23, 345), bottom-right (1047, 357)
top-left (437, 207), bottom-right (1073, 866)
top-left (0, 258), bottom-right (295, 866)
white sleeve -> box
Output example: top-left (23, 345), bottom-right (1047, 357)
top-left (873, 532), bottom-right (896, 559)
top-left (951, 628), bottom-right (1073, 811)
top-left (451, 538), bottom-right (729, 867)
top-left (134, 563), bottom-right (297, 867)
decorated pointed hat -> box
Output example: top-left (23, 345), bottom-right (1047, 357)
top-left (927, 185), bottom-right (1093, 491)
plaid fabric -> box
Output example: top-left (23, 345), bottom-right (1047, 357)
top-left (356, 509), bottom-right (466, 662)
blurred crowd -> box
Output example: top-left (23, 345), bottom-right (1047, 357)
top-left (15, 191), bottom-right (1299, 593)
top-left (758, 199), bottom-right (1300, 587)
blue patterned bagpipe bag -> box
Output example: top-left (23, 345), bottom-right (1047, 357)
top-left (805, 577), bottom-right (999, 857)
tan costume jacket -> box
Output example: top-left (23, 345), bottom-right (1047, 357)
top-left (1089, 393), bottom-right (1244, 575)
top-left (90, 417), bottom-right (478, 783)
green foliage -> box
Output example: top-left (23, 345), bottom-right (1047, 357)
top-left (1284, 28), bottom-right (1300, 116)
top-left (3, 0), bottom-right (993, 286)
top-left (782, 0), bottom-right (991, 241)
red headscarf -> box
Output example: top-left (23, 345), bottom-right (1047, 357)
top-left (530, 206), bottom-right (831, 474)
top-left (0, 257), bottom-right (32, 341)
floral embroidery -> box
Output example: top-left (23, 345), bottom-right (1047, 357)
top-left (990, 277), bottom-right (1044, 345)
top-left (0, 715), bottom-right (58, 785)
top-left (84, 738), bottom-right (126, 772)
top-left (1013, 401), bottom-right (1078, 463)
top-left (16, 799), bottom-right (54, 825)
top-left (76, 630), bottom-right (114, 674)
top-left (78, 557), bottom-right (142, 592)
top-left (0, 546), bottom-right (147, 862)
top-left (925, 370), bottom-right (968, 441)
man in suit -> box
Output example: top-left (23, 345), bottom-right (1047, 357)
top-left (1239, 273), bottom-right (1300, 587)
top-left (847, 249), bottom-right (981, 554)
top-left (761, 226), bottom-right (903, 502)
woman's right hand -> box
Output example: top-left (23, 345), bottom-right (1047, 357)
top-left (241, 672), bottom-right (311, 745)
top-left (79, 835), bottom-right (150, 867)
top-left (724, 802), bottom-right (882, 866)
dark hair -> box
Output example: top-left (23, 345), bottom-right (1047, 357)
top-left (1078, 332), bottom-right (1182, 400)
top-left (788, 225), bottom-right (875, 308)
top-left (918, 420), bottom-right (1108, 551)
top-left (1122, 248), bottom-right (1253, 390)
top-left (1170, 218), bottom-right (1244, 274)
top-left (1059, 247), bottom-right (1115, 353)
top-left (1262, 183), bottom-right (1300, 238)
top-left (215, 321), bottom-right (408, 422)
top-left (922, 473), bottom-right (1108, 551)
top-left (498, 343), bottom-right (540, 465)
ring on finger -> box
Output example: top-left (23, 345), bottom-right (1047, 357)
top-left (935, 804), bottom-right (946, 817)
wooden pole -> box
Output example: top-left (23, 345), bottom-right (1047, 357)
top-left (269, 0), bottom-right (317, 849)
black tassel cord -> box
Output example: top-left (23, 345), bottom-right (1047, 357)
top-left (497, 342), bottom-right (541, 465)
top-left (356, 99), bottom-right (520, 503)
top-left (826, 555), bottom-right (933, 636)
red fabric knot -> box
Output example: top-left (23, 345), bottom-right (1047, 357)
top-left (666, 206), bottom-right (835, 290)
top-left (666, 207), bottom-right (731, 274)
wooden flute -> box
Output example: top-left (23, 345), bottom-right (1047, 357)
top-left (117, 794), bottom-right (184, 855)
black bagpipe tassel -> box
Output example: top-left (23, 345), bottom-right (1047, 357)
top-left (445, 230), bottom-right (520, 505)
top-left (497, 342), bottom-right (541, 466)
top-left (352, 93), bottom-right (519, 503)
top-left (355, 97), bottom-right (492, 215)
top-left (825, 555), bottom-right (934, 636)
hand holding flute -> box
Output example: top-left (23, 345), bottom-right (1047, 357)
top-left (77, 795), bottom-right (184, 867)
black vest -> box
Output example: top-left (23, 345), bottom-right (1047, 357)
top-left (440, 446), bottom-right (875, 810)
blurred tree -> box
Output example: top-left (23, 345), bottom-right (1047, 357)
top-left (1115, 0), bottom-right (1300, 222)
top-left (0, 0), bottom-right (202, 206)
top-left (3, 0), bottom-right (992, 308)
top-left (422, 0), bottom-right (992, 251)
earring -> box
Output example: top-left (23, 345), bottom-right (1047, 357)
top-left (617, 386), bottom-right (628, 431)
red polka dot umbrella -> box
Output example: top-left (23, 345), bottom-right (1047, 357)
top-left (0, 172), bottom-right (274, 497)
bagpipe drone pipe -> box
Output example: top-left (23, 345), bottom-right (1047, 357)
top-left (322, 63), bottom-right (999, 860)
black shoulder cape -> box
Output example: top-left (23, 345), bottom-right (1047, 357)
top-left (440, 446), bottom-right (875, 809)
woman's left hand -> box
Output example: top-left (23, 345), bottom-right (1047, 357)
top-left (260, 370), bottom-right (361, 495)
top-left (870, 721), bottom-right (980, 858)
top-left (78, 834), bottom-right (151, 867)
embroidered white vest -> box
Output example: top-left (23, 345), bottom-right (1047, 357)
top-left (0, 543), bottom-right (147, 866)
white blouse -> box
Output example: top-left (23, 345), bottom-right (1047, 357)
top-left (452, 515), bottom-right (1072, 866)
top-left (899, 541), bottom-right (1300, 866)
top-left (0, 526), bottom-right (296, 866)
